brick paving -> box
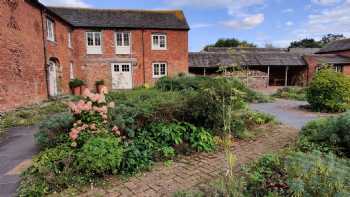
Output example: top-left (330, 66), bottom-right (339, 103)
top-left (73, 124), bottom-right (298, 197)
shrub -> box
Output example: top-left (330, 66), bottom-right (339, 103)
top-left (297, 112), bottom-right (350, 157)
top-left (273, 87), bottom-right (306, 101)
top-left (242, 151), bottom-right (350, 197)
top-left (35, 112), bottom-right (74, 149)
top-left (306, 68), bottom-right (350, 112)
top-left (69, 78), bottom-right (85, 88)
top-left (95, 80), bottom-right (104, 85)
top-left (155, 76), bottom-right (271, 103)
top-left (75, 135), bottom-right (124, 175)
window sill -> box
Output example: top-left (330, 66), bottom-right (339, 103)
top-left (151, 48), bottom-right (168, 51)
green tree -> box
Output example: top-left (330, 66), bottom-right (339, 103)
top-left (320, 33), bottom-right (345, 46)
top-left (204, 38), bottom-right (256, 51)
top-left (289, 38), bottom-right (322, 48)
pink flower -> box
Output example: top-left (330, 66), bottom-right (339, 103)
top-left (82, 88), bottom-right (92, 98)
top-left (112, 126), bottom-right (121, 135)
top-left (108, 102), bottom-right (115, 108)
top-left (101, 86), bottom-right (108, 94)
top-left (89, 123), bottom-right (97, 130)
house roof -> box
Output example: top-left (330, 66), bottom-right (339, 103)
top-left (47, 7), bottom-right (190, 30)
top-left (189, 52), bottom-right (307, 68)
top-left (204, 47), bottom-right (289, 53)
top-left (318, 38), bottom-right (350, 53)
top-left (306, 54), bottom-right (350, 64)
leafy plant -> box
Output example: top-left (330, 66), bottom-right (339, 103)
top-left (75, 135), bottom-right (124, 175)
top-left (297, 112), bottom-right (350, 157)
top-left (35, 112), bottom-right (74, 149)
top-left (69, 78), bottom-right (85, 88)
top-left (95, 80), bottom-right (105, 86)
top-left (306, 67), bottom-right (350, 112)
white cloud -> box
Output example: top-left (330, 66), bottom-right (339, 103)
top-left (282, 8), bottom-right (294, 13)
top-left (39, 0), bottom-right (91, 7)
top-left (285, 21), bottom-right (294, 26)
top-left (311, 0), bottom-right (342, 6)
top-left (222, 13), bottom-right (264, 29)
top-left (295, 0), bottom-right (350, 38)
top-left (167, 0), bottom-right (265, 16)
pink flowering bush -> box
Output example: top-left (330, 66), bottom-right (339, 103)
top-left (67, 88), bottom-right (119, 143)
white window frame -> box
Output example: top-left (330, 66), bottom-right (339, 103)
top-left (152, 62), bottom-right (167, 78)
top-left (86, 31), bottom-right (102, 54)
top-left (152, 34), bottom-right (167, 50)
top-left (115, 32), bottom-right (131, 54)
top-left (69, 62), bottom-right (74, 79)
top-left (47, 19), bottom-right (55, 42)
top-left (68, 32), bottom-right (72, 48)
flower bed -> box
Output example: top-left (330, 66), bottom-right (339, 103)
top-left (18, 77), bottom-right (275, 196)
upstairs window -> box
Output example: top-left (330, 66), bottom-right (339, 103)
top-left (86, 32), bottom-right (102, 54)
top-left (115, 32), bottom-right (131, 54)
top-left (47, 19), bottom-right (55, 42)
top-left (152, 34), bottom-right (167, 50)
top-left (68, 32), bottom-right (72, 48)
top-left (152, 62), bottom-right (167, 78)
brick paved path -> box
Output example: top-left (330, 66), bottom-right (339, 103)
top-left (72, 124), bottom-right (298, 197)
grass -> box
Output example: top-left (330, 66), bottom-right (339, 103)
top-left (0, 101), bottom-right (68, 136)
top-left (273, 87), bottom-right (306, 101)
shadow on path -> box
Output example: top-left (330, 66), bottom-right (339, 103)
top-left (0, 126), bottom-right (39, 197)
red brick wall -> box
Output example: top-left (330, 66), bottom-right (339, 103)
top-left (73, 28), bottom-right (189, 90)
top-left (0, 0), bottom-right (47, 111)
top-left (44, 15), bottom-right (76, 95)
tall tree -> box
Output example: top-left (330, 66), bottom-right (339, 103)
top-left (289, 38), bottom-right (322, 48)
top-left (320, 34), bottom-right (345, 46)
top-left (204, 38), bottom-right (256, 51)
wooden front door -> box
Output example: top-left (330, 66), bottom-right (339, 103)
top-left (111, 63), bottom-right (132, 89)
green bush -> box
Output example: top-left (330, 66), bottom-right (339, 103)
top-left (18, 145), bottom-right (85, 196)
top-left (242, 151), bottom-right (350, 197)
top-left (75, 135), bottom-right (124, 175)
top-left (297, 112), bottom-right (350, 157)
top-left (273, 87), bottom-right (306, 101)
top-left (155, 76), bottom-right (271, 103)
top-left (306, 68), bottom-right (350, 112)
top-left (69, 78), bottom-right (85, 88)
top-left (35, 112), bottom-right (74, 149)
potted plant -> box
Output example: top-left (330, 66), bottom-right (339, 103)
top-left (95, 80), bottom-right (106, 94)
top-left (69, 79), bottom-right (85, 96)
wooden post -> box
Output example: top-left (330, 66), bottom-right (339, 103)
top-left (267, 66), bottom-right (270, 88)
top-left (246, 66), bottom-right (249, 86)
top-left (203, 67), bottom-right (206, 76)
top-left (285, 66), bottom-right (289, 87)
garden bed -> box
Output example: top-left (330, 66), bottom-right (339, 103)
top-left (17, 76), bottom-right (276, 196)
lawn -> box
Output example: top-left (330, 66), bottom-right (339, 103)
top-left (0, 101), bottom-right (68, 136)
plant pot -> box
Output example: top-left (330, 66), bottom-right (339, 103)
top-left (96, 84), bottom-right (106, 94)
top-left (72, 86), bottom-right (81, 96)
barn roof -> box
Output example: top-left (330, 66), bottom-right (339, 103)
top-left (189, 52), bottom-right (307, 68)
top-left (318, 38), bottom-right (350, 53)
top-left (47, 7), bottom-right (190, 30)
top-left (306, 54), bottom-right (350, 64)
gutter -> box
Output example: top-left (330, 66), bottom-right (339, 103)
top-left (142, 29), bottom-right (146, 84)
top-left (40, 8), bottom-right (50, 98)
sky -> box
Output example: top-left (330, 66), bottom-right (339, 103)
top-left (40, 0), bottom-right (350, 51)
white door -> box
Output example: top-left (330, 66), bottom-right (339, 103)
top-left (48, 61), bottom-right (58, 97)
top-left (111, 63), bottom-right (132, 89)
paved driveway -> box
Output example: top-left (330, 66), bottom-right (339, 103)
top-left (250, 99), bottom-right (325, 129)
top-left (0, 126), bottom-right (39, 197)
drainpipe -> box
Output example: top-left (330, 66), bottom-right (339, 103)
top-left (40, 8), bottom-right (49, 98)
top-left (142, 29), bottom-right (146, 84)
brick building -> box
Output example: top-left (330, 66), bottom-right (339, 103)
top-left (0, 0), bottom-right (189, 111)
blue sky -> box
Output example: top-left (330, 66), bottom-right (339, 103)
top-left (40, 0), bottom-right (350, 51)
